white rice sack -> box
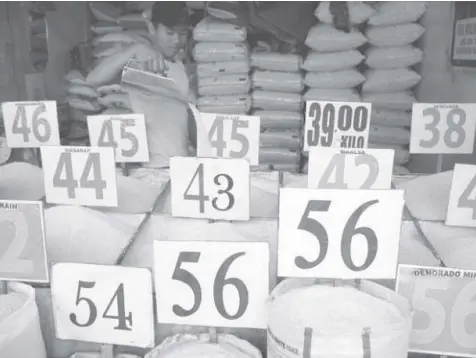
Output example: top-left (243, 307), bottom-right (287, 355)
top-left (260, 130), bottom-right (302, 150)
top-left (251, 51), bottom-right (301, 72)
top-left (315, 1), bottom-right (376, 25)
top-left (260, 148), bottom-right (300, 165)
top-left (365, 46), bottom-right (424, 69)
top-left (369, 124), bottom-right (410, 145)
top-left (252, 90), bottom-right (302, 112)
top-left (92, 31), bottom-right (151, 47)
top-left (304, 69), bottom-right (365, 89)
top-left (196, 60), bottom-right (250, 77)
top-left (253, 110), bottom-right (303, 129)
top-left (193, 42), bottom-right (249, 63)
top-left (197, 106), bottom-right (248, 115)
top-left (193, 17), bottom-right (247, 42)
top-left (251, 70), bottom-right (303, 93)
top-left (304, 88), bottom-right (361, 103)
top-left (363, 91), bottom-right (416, 110)
top-left (253, 163), bottom-right (299, 172)
top-left (302, 50), bottom-right (364, 72)
top-left (369, 2), bottom-right (427, 26)
top-left (197, 74), bottom-right (251, 96)
top-left (89, 2), bottom-right (121, 23)
top-left (362, 68), bottom-right (421, 93)
top-left (197, 94), bottom-right (251, 113)
top-left (90, 22), bottom-right (122, 35)
top-left (306, 25), bottom-right (367, 52)
top-left (371, 109), bottom-right (411, 127)
top-left (366, 23), bottom-right (425, 47)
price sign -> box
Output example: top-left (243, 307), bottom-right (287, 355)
top-left (51, 263), bottom-right (154, 348)
top-left (278, 188), bottom-right (404, 279)
top-left (0, 200), bottom-right (48, 282)
top-left (170, 157), bottom-right (250, 221)
top-left (41, 146), bottom-right (118, 207)
top-left (396, 265), bottom-right (476, 357)
top-left (87, 114), bottom-right (149, 163)
top-left (410, 103), bottom-right (476, 153)
top-left (0, 136), bottom-right (11, 164)
top-left (154, 241), bottom-right (269, 328)
top-left (198, 113), bottom-right (260, 165)
top-left (308, 147), bottom-right (394, 189)
top-left (2, 101), bottom-right (60, 147)
top-left (446, 163), bottom-right (476, 227)
top-left (304, 101), bottom-right (372, 152)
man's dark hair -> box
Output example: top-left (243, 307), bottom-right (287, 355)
top-left (151, 2), bottom-right (189, 29)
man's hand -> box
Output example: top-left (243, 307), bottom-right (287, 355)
top-left (133, 43), bottom-right (168, 75)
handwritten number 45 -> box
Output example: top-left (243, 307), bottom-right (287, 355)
top-left (209, 117), bottom-right (249, 158)
top-left (12, 103), bottom-right (51, 142)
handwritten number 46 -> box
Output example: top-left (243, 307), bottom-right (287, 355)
top-left (12, 103), bottom-right (51, 142)
top-left (53, 152), bottom-right (106, 200)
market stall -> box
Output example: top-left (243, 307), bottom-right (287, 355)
top-left (2, 2), bottom-right (476, 358)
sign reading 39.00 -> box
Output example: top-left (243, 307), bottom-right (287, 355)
top-left (154, 241), bottom-right (269, 328)
top-left (304, 101), bottom-right (372, 151)
top-left (40, 146), bottom-right (118, 207)
top-left (2, 101), bottom-right (60, 147)
top-left (170, 157), bottom-right (250, 221)
top-left (199, 113), bottom-right (260, 165)
top-left (410, 103), bottom-right (476, 153)
top-left (278, 188), bottom-right (404, 279)
top-left (396, 265), bottom-right (476, 357)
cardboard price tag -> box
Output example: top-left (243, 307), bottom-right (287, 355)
top-left (0, 200), bottom-right (48, 282)
top-left (198, 113), bottom-right (260, 165)
top-left (446, 163), bottom-right (476, 228)
top-left (154, 241), bottom-right (269, 329)
top-left (397, 265), bottom-right (476, 357)
top-left (410, 103), bottom-right (476, 154)
top-left (278, 188), bottom-right (404, 279)
top-left (1, 101), bottom-right (60, 147)
top-left (51, 263), bottom-right (155, 348)
top-left (41, 146), bottom-right (118, 207)
top-left (170, 157), bottom-right (250, 221)
top-left (304, 101), bottom-right (372, 152)
top-left (87, 114), bottom-right (150, 163)
top-left (308, 147), bottom-right (394, 189)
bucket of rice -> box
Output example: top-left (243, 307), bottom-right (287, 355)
top-left (267, 278), bottom-right (413, 358)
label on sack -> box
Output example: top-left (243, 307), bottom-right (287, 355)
top-left (170, 157), bottom-right (250, 221)
top-left (397, 264), bottom-right (476, 357)
top-left (154, 240), bottom-right (269, 328)
top-left (304, 101), bottom-right (372, 152)
top-left (1, 101), bottom-right (61, 147)
top-left (446, 163), bottom-right (476, 227)
top-left (0, 200), bottom-right (48, 282)
top-left (278, 188), bottom-right (404, 279)
top-left (410, 103), bottom-right (476, 154)
top-left (87, 114), bottom-right (150, 163)
top-left (197, 113), bottom-right (260, 165)
top-left (41, 146), bottom-right (118, 207)
top-left (308, 147), bottom-right (394, 190)
top-left (51, 263), bottom-right (155, 348)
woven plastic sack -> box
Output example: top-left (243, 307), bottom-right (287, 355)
top-left (366, 23), bottom-right (425, 47)
top-left (89, 2), bottom-right (121, 23)
top-left (253, 110), bottom-right (303, 129)
top-left (363, 91), bottom-right (415, 110)
top-left (197, 74), bottom-right (250, 96)
top-left (369, 124), bottom-right (410, 145)
top-left (197, 94), bottom-right (251, 110)
top-left (315, 1), bottom-right (376, 25)
top-left (0, 162), bottom-right (45, 200)
top-left (363, 68), bottom-right (421, 93)
top-left (252, 70), bottom-right (303, 93)
top-left (305, 69), bottom-right (365, 89)
top-left (302, 50), bottom-right (364, 72)
top-left (251, 51), bottom-right (301, 72)
top-left (90, 21), bottom-right (122, 35)
top-left (260, 148), bottom-right (300, 165)
top-left (304, 88), bottom-right (361, 103)
top-left (145, 333), bottom-right (262, 358)
top-left (252, 90), bottom-right (302, 112)
top-left (196, 60), bottom-right (250, 77)
top-left (369, 2), bottom-right (427, 26)
top-left (193, 42), bottom-right (249, 63)
top-left (254, 163), bottom-right (299, 172)
top-left (371, 109), bottom-right (411, 127)
top-left (365, 46), bottom-right (424, 69)
top-left (193, 17), bottom-right (247, 42)
top-left (197, 105), bottom-right (249, 115)
top-left (306, 25), bottom-right (367, 52)
top-left (91, 31), bottom-right (150, 47)
top-left (0, 282), bottom-right (47, 358)
top-left (267, 279), bottom-right (412, 358)
top-left (260, 130), bottom-right (302, 150)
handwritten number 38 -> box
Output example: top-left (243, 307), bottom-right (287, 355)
top-left (420, 107), bottom-right (466, 149)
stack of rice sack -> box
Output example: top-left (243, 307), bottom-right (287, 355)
top-left (251, 42), bottom-right (304, 172)
top-left (363, 2), bottom-right (427, 175)
top-left (192, 17), bottom-right (251, 115)
top-left (301, 2), bottom-right (373, 172)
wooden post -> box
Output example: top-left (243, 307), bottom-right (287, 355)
top-left (436, 154), bottom-right (443, 173)
top-left (101, 344), bottom-right (114, 358)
